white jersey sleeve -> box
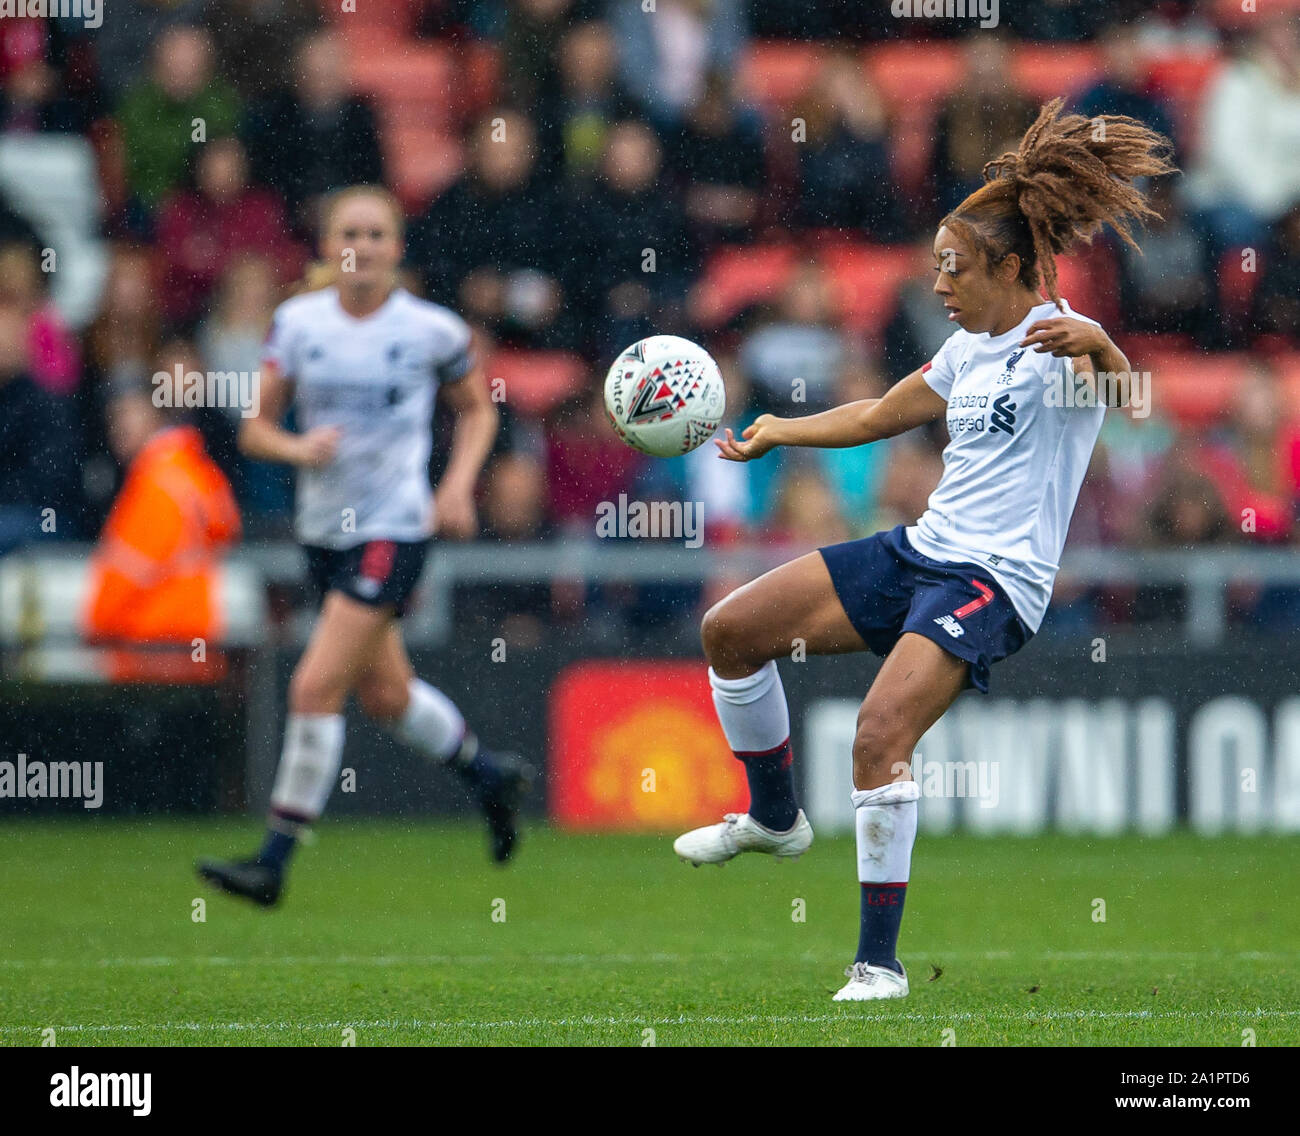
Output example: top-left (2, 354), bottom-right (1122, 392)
top-left (920, 332), bottom-right (962, 400)
top-left (435, 314), bottom-right (475, 384)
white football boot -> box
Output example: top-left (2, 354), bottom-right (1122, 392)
top-left (673, 810), bottom-right (813, 866)
top-left (832, 961), bottom-right (910, 1002)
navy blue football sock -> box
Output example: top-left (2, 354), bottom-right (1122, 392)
top-left (737, 739), bottom-right (798, 831)
top-left (255, 820), bottom-right (302, 872)
top-left (449, 732), bottom-right (499, 790)
top-left (856, 883), bottom-right (907, 973)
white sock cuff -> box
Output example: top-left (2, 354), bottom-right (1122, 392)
top-left (708, 660), bottom-right (779, 705)
top-left (851, 780), bottom-right (921, 809)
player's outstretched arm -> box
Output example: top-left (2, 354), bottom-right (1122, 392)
top-left (238, 362), bottom-right (341, 468)
top-left (434, 365), bottom-right (498, 538)
top-left (714, 368), bottom-right (947, 462)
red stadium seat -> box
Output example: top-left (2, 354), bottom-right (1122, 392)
top-left (1147, 351), bottom-right (1249, 427)
top-left (738, 41), bottom-right (824, 109)
top-left (483, 350), bottom-right (587, 417)
top-left (1011, 44), bottom-right (1101, 101)
top-left (691, 244), bottom-right (799, 327)
top-left (1145, 51), bottom-right (1224, 106)
top-left (1270, 353), bottom-right (1300, 422)
top-left (1117, 333), bottom-right (1197, 360)
top-left (346, 41), bottom-right (460, 129)
top-left (315, 0), bottom-right (419, 35)
top-left (818, 243), bottom-right (918, 338)
top-left (1218, 246), bottom-right (1263, 321)
top-left (461, 41), bottom-right (501, 117)
top-left (1052, 243), bottom-right (1119, 331)
top-left (383, 126), bottom-right (463, 212)
top-left (866, 42), bottom-right (963, 108)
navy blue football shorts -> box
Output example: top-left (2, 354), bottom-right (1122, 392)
top-left (304, 538), bottom-right (430, 617)
top-left (819, 524), bottom-right (1032, 694)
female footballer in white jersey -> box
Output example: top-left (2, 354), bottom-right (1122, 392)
top-left (673, 100), bottom-right (1175, 999)
top-left (199, 186), bottom-right (529, 907)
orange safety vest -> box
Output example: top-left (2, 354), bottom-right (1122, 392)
top-left (84, 426), bottom-right (242, 644)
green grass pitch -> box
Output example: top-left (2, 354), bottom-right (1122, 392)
top-left (1, 821), bottom-right (1297, 1046)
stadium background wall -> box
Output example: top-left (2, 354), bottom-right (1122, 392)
top-left (1, 635), bottom-right (1297, 834)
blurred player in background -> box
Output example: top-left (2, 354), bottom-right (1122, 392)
top-left (673, 101), bottom-right (1175, 1001)
top-left (198, 186), bottom-right (531, 907)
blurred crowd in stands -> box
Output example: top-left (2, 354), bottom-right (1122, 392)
top-left (0, 0), bottom-right (1298, 634)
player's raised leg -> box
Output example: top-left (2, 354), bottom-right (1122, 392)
top-left (197, 592), bottom-right (392, 905)
top-left (833, 632), bottom-right (967, 1002)
top-left (673, 551), bottom-right (866, 865)
top-left (355, 624), bottom-right (533, 863)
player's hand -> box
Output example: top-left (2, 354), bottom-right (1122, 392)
top-left (714, 416), bottom-right (781, 463)
top-left (434, 484), bottom-right (478, 539)
top-left (295, 426), bottom-right (341, 468)
top-left (1019, 317), bottom-right (1107, 358)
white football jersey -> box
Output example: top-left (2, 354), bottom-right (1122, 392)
top-left (263, 287), bottom-right (474, 549)
top-left (906, 298), bottom-right (1107, 632)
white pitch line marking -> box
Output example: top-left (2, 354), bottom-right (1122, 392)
top-left (2, 1008), bottom-right (1298, 1036)
top-left (1, 949), bottom-right (1297, 969)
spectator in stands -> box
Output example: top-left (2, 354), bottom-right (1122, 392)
top-left (1075, 25), bottom-right (1177, 155)
top-left (82, 0), bottom-right (206, 105)
top-left (884, 240), bottom-right (958, 380)
top-left (86, 244), bottom-right (161, 396)
top-left (240, 31), bottom-right (384, 234)
top-left (409, 110), bottom-right (580, 349)
top-left (931, 33), bottom-right (1037, 214)
top-left (207, 0), bottom-right (324, 101)
top-left (458, 451), bottom-right (555, 647)
top-left (1200, 364), bottom-right (1299, 544)
top-left (0, 49), bottom-right (89, 133)
top-left (0, 303), bottom-right (79, 552)
top-left (501, 0), bottom-right (598, 110)
top-left (0, 186), bottom-right (39, 248)
top-left (611, 0), bottom-right (748, 129)
top-left (117, 25), bottom-right (241, 223)
top-left (1003, 0), bottom-right (1119, 42)
top-left (875, 436), bottom-right (944, 532)
top-left (813, 361), bottom-right (894, 538)
top-left (571, 119), bottom-right (696, 358)
top-left (539, 20), bottom-right (637, 182)
top-left (543, 384), bottom-right (644, 532)
top-left (795, 50), bottom-right (901, 238)
top-left (1185, 14), bottom-right (1300, 256)
top-left (1142, 459), bottom-right (1234, 547)
top-left (198, 255), bottom-right (294, 526)
top-left (737, 260), bottom-right (846, 411)
top-left (155, 135), bottom-right (303, 327)
top-left (1254, 202), bottom-right (1300, 342)
top-left (0, 241), bottom-right (80, 397)
top-left (670, 69), bottom-right (765, 248)
top-left (1095, 403), bottom-right (1177, 544)
top-left (83, 345), bottom-right (241, 644)
top-left (1115, 175), bottom-right (1214, 344)
top-left (760, 464), bottom-right (850, 555)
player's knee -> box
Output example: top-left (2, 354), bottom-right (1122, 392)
top-left (700, 600), bottom-right (751, 671)
top-left (356, 677), bottom-right (407, 722)
top-left (852, 703), bottom-right (915, 788)
top-left (288, 666), bottom-right (346, 715)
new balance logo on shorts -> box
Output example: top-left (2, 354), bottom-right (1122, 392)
top-left (934, 614), bottom-right (965, 638)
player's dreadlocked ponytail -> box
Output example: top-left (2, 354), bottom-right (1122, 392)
top-left (943, 97), bottom-right (1177, 308)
